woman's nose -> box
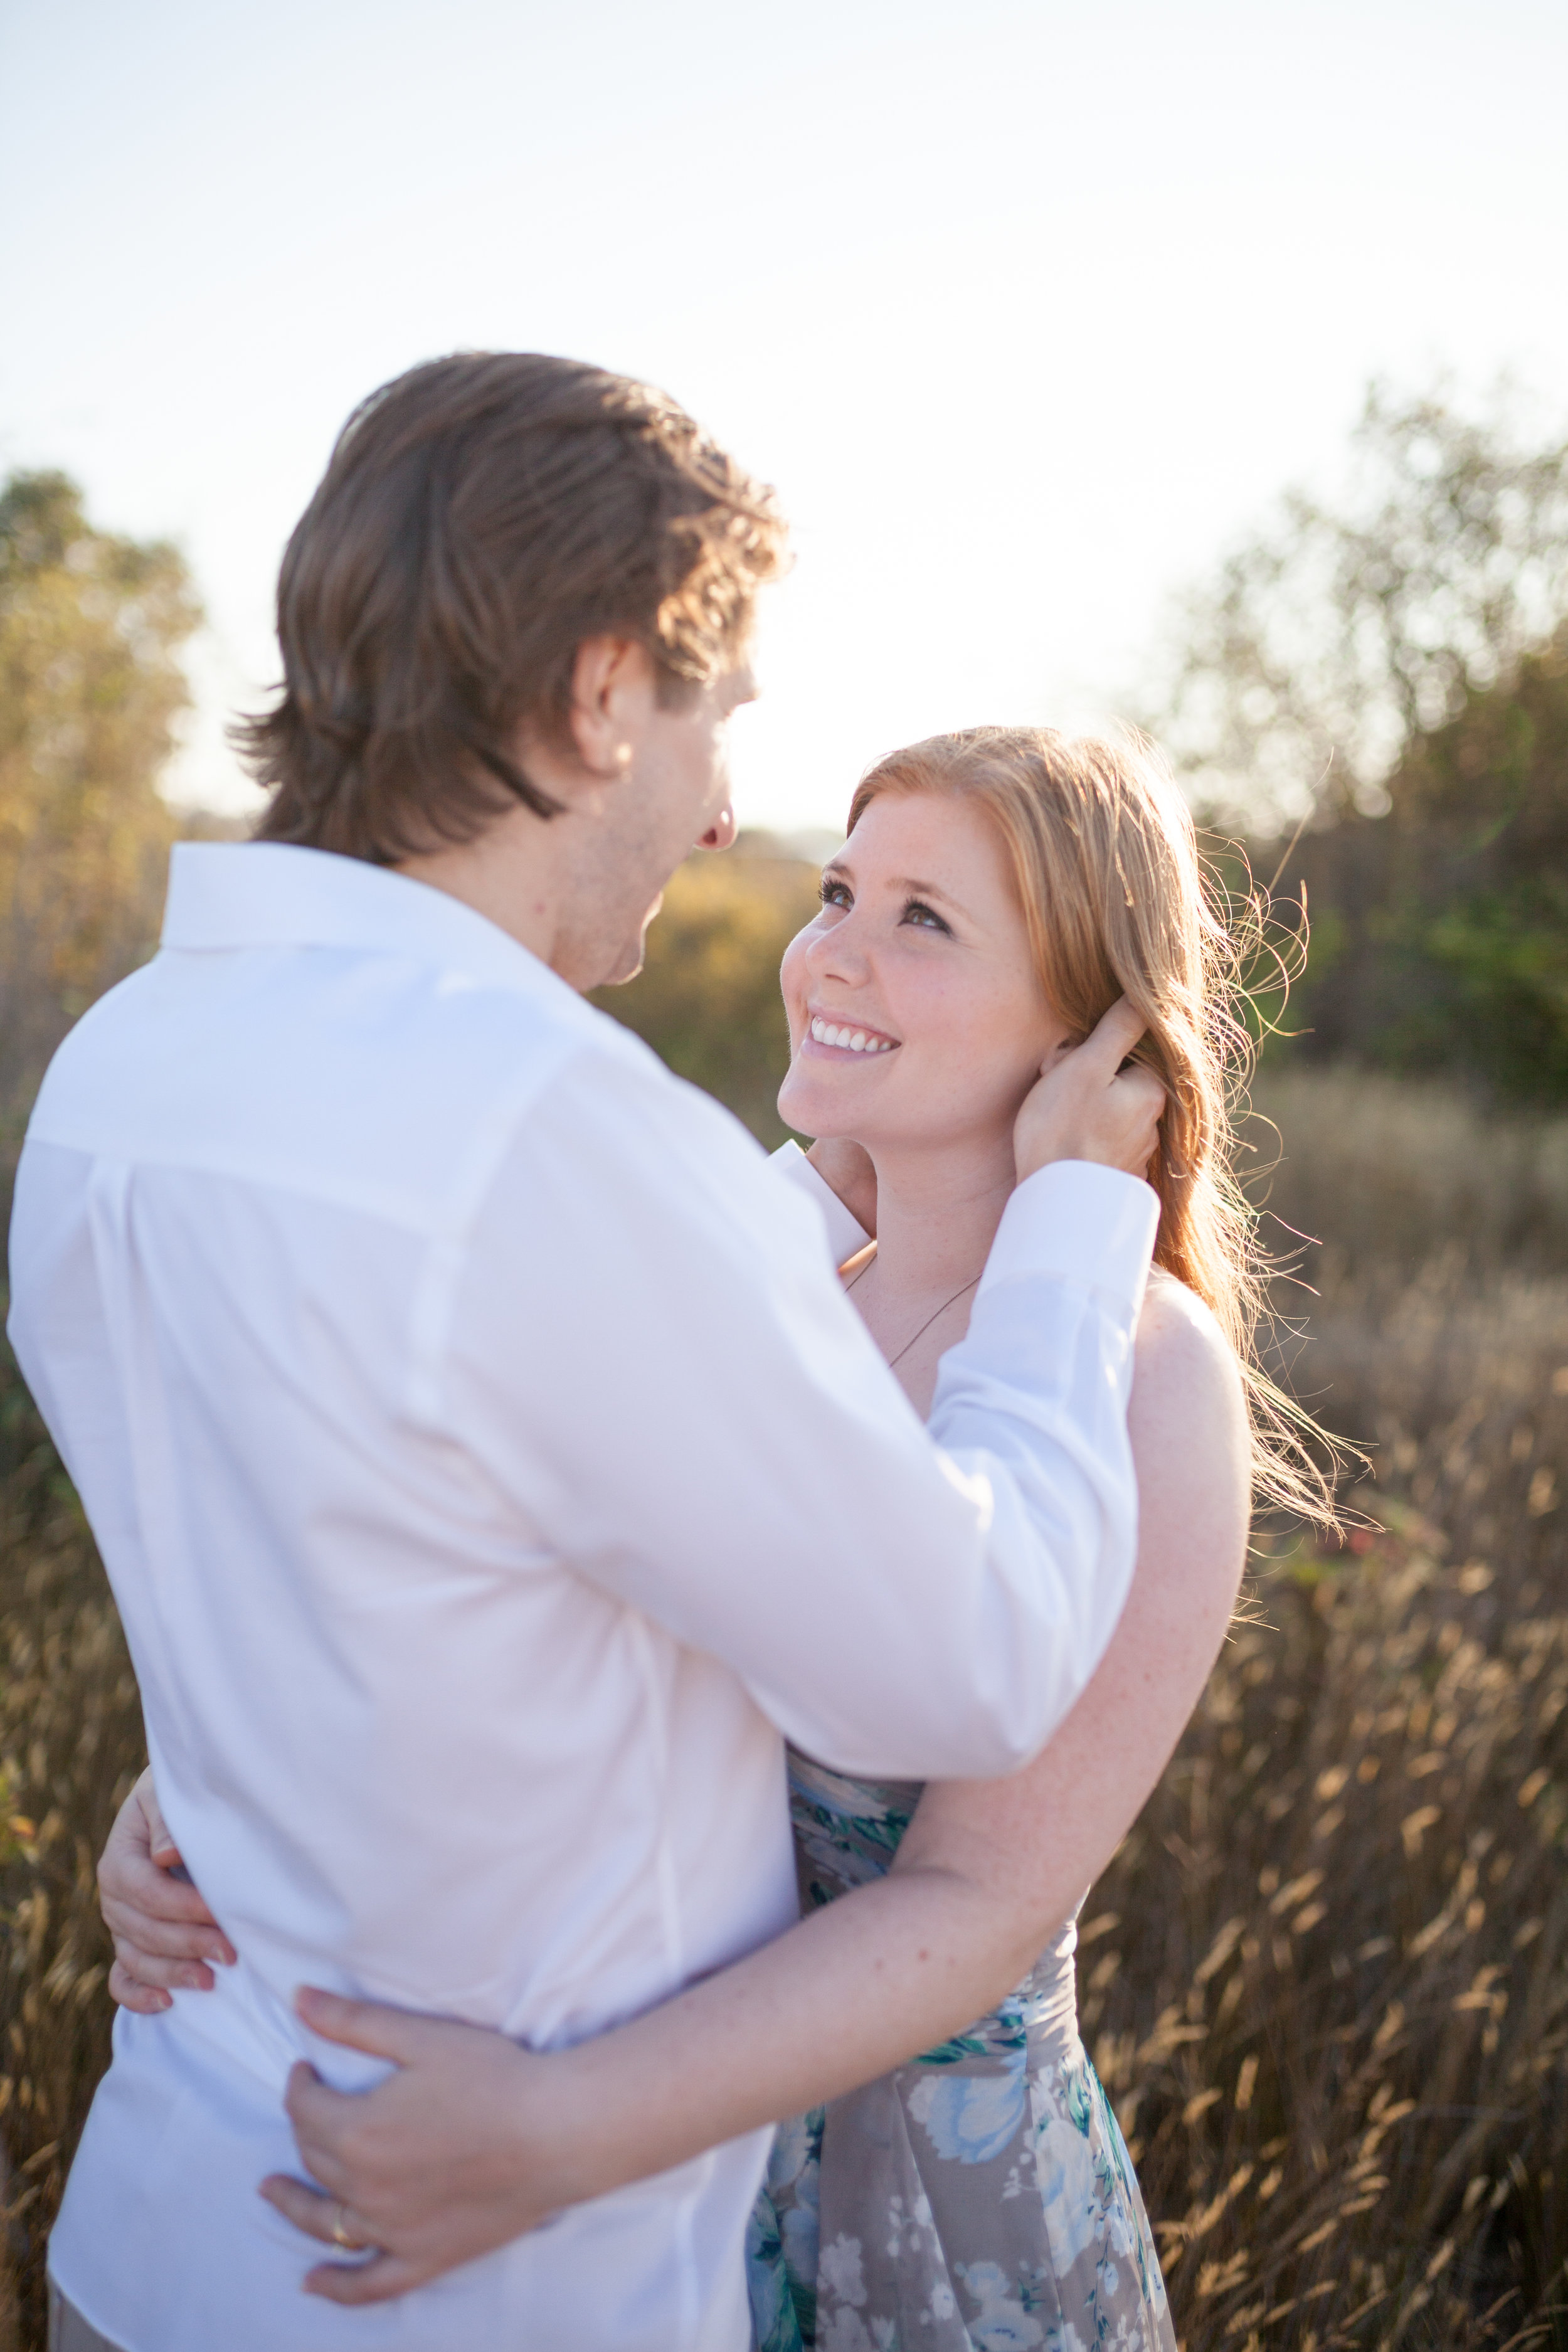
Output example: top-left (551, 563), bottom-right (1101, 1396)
top-left (805, 913), bottom-right (870, 987)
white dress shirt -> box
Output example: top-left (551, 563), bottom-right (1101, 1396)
top-left (8, 842), bottom-right (1157, 2352)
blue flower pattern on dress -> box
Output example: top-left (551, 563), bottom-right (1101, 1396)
top-left (748, 1751), bottom-right (1175, 2352)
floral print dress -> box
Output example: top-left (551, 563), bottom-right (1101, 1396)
top-left (745, 1749), bottom-right (1175, 2352)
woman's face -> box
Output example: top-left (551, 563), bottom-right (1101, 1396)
top-left (777, 789), bottom-right (1069, 1156)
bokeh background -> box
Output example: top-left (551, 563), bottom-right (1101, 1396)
top-left (4, 4), bottom-right (1568, 2347)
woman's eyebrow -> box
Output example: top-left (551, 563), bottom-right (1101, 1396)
top-left (891, 874), bottom-right (973, 919)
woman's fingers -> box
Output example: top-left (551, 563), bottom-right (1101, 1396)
top-left (260, 2171), bottom-right (455, 2309)
top-left (1080, 995), bottom-right (1147, 1072)
top-left (99, 1773), bottom-right (229, 1932)
top-left (1084, 1000), bottom-right (1166, 1170)
top-left (304, 2252), bottom-right (432, 2306)
top-left (109, 1939), bottom-right (218, 1994)
top-left (108, 1958), bottom-right (173, 2015)
top-left (280, 2063), bottom-right (355, 2193)
top-left (138, 1772), bottom-right (181, 1868)
top-left (259, 2173), bottom-right (371, 2247)
top-left (102, 1864), bottom-right (225, 1926)
top-left (101, 1898), bottom-right (231, 1959)
top-left (1015, 997), bottom-right (1166, 1183)
top-left (97, 1769), bottom-right (238, 1998)
top-left (1114, 1062), bottom-right (1167, 1174)
top-left (258, 2177), bottom-right (431, 2302)
top-left (100, 1892), bottom-right (235, 1988)
top-left (293, 1985), bottom-right (432, 2065)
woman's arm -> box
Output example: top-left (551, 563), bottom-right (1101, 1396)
top-left (258, 1277), bottom-right (1249, 2304)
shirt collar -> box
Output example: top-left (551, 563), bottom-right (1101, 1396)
top-left (161, 842), bottom-right (572, 1001)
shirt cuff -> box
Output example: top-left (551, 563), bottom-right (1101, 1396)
top-left (978, 1162), bottom-right (1160, 1321)
top-left (770, 1140), bottom-right (873, 1266)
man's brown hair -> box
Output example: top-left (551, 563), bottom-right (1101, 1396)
top-left (240, 353), bottom-right (787, 864)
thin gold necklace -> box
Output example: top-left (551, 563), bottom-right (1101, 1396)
top-left (846, 1251), bottom-right (984, 1368)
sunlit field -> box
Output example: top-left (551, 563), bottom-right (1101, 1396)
top-left (1, 1063), bottom-right (1564, 2348)
top-left (1086, 1078), bottom-right (1568, 2348)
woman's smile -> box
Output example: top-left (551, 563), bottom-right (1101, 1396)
top-left (805, 1010), bottom-right (901, 1057)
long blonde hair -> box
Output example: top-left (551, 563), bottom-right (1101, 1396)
top-left (848, 724), bottom-right (1337, 1524)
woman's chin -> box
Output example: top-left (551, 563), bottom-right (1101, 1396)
top-left (777, 1071), bottom-right (859, 1142)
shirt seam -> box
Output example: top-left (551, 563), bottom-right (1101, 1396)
top-left (23, 1133), bottom-right (436, 1236)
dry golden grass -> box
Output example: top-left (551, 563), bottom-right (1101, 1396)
top-left (1089, 1498), bottom-right (1567, 2349)
top-left (0, 1340), bottom-right (141, 2350)
top-left (1073, 1074), bottom-right (1568, 2348)
top-left (1, 1067), bottom-right (1565, 2347)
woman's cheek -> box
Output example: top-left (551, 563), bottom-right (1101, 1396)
top-left (778, 926), bottom-right (813, 1050)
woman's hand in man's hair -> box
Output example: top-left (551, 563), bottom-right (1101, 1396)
top-left (97, 1767), bottom-right (235, 2010)
top-left (1013, 999), bottom-right (1165, 1187)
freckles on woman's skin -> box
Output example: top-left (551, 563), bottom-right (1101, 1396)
top-left (778, 792), bottom-right (1066, 1147)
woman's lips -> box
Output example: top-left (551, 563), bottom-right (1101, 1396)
top-left (805, 1015), bottom-right (900, 1057)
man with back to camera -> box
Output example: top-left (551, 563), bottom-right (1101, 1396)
top-left (8, 352), bottom-right (1162, 2351)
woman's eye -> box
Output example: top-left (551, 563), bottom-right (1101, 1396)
top-left (820, 878), bottom-right (852, 911)
top-left (903, 899), bottom-right (951, 934)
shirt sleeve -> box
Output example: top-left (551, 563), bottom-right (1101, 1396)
top-left (768, 1140), bottom-right (872, 1265)
top-left (439, 1036), bottom-right (1158, 1783)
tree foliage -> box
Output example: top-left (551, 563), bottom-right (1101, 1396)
top-left (0, 471), bottom-right (199, 1138)
top-left (1157, 383), bottom-right (1568, 826)
top-left (1153, 383), bottom-right (1568, 1102)
top-left (1273, 629), bottom-right (1568, 1102)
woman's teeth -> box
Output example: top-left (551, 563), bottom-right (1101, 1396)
top-left (810, 1018), bottom-right (896, 1054)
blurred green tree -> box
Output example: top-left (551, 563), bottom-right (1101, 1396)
top-left (592, 848), bottom-right (822, 1146)
top-left (1155, 381), bottom-right (1568, 827)
top-left (1274, 629), bottom-right (1568, 1101)
top-left (0, 472), bottom-right (199, 1150)
top-left (1154, 383), bottom-right (1568, 1101)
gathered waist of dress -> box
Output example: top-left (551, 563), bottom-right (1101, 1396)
top-left (1006, 1940), bottom-right (1079, 2050)
top-left (785, 1744), bottom-right (1084, 2053)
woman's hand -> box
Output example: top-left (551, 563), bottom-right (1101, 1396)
top-left (261, 1988), bottom-right (595, 2304)
top-left (98, 1784), bottom-right (595, 2299)
top-left (1014, 998), bottom-right (1165, 1184)
top-left (98, 1767), bottom-right (235, 2011)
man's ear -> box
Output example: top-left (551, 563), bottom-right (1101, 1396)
top-left (566, 637), bottom-right (653, 780)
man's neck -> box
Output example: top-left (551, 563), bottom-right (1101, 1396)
top-left (398, 805), bottom-right (566, 969)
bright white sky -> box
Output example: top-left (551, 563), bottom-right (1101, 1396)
top-left (4, 0), bottom-right (1567, 833)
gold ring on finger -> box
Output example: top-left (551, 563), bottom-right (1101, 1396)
top-left (330, 2202), bottom-right (367, 2251)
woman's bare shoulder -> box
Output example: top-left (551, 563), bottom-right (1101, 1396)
top-left (1133, 1269), bottom-right (1244, 1417)
top-left (1129, 1273), bottom-right (1251, 1617)
top-left (1137, 1264), bottom-right (1226, 1345)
